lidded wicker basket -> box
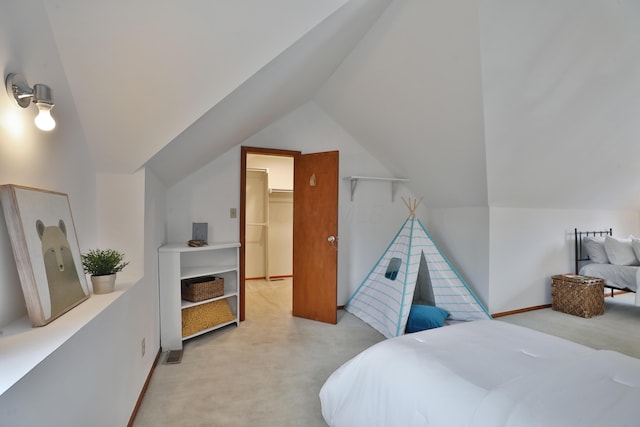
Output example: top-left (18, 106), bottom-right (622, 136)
top-left (181, 276), bottom-right (224, 302)
top-left (551, 274), bottom-right (604, 318)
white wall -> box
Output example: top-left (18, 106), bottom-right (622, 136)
top-left (423, 207), bottom-right (490, 308)
top-left (0, 3), bottom-right (163, 424)
top-left (96, 171), bottom-right (146, 283)
top-left (166, 147), bottom-right (241, 244)
top-left (312, 0), bottom-right (640, 316)
top-left (141, 167), bottom-right (166, 387)
top-left (165, 101), bottom-right (419, 304)
top-left (159, 1), bottom-right (640, 317)
top-left (0, 1), bottom-right (97, 328)
top-left (422, 207), bottom-right (640, 315)
top-left (245, 169), bottom-right (268, 278)
top-left (268, 192), bottom-right (293, 277)
top-left (316, 0), bottom-right (488, 208)
top-left (412, 206), bottom-right (640, 315)
top-left (489, 208), bottom-right (640, 314)
top-left (247, 154), bottom-right (294, 190)
top-left (0, 280), bottom-right (148, 426)
top-left (0, 168), bottom-right (163, 427)
top-left (479, 0), bottom-right (640, 210)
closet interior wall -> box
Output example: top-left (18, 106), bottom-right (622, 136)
top-left (245, 155), bottom-right (293, 281)
top-left (246, 168), bottom-right (269, 279)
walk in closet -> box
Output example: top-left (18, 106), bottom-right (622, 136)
top-left (245, 154), bottom-right (293, 281)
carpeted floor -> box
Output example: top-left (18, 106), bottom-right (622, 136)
top-left (499, 291), bottom-right (640, 359)
top-left (133, 282), bottom-right (640, 427)
top-left (133, 279), bottom-right (384, 427)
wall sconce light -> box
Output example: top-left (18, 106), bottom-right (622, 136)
top-left (5, 73), bottom-right (56, 131)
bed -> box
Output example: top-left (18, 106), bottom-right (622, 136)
top-left (320, 320), bottom-right (640, 427)
top-left (574, 228), bottom-right (640, 304)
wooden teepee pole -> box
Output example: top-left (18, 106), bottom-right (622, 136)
top-left (401, 197), bottom-right (423, 218)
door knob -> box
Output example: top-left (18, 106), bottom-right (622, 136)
top-left (328, 235), bottom-right (337, 246)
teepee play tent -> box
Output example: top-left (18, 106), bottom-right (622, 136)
top-left (346, 198), bottom-right (490, 338)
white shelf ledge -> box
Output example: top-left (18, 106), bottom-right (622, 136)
top-left (159, 241), bottom-right (240, 253)
top-left (182, 319), bottom-right (238, 341)
top-left (344, 176), bottom-right (409, 201)
top-left (181, 291), bottom-right (238, 309)
top-left (0, 279), bottom-right (140, 396)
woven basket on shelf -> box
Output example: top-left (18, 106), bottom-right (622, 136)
top-left (181, 299), bottom-right (235, 337)
top-left (181, 276), bottom-right (224, 302)
top-left (551, 274), bottom-right (604, 318)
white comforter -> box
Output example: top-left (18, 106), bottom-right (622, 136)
top-left (320, 320), bottom-right (640, 427)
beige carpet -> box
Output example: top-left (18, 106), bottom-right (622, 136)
top-left (134, 283), bottom-right (640, 427)
top-left (133, 279), bottom-right (384, 427)
top-left (499, 291), bottom-right (640, 359)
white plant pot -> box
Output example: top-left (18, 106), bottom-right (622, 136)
top-left (91, 274), bottom-right (116, 294)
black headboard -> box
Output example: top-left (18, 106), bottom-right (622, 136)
top-left (574, 228), bottom-right (612, 274)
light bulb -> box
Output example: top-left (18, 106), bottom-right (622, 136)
top-left (34, 102), bottom-right (56, 131)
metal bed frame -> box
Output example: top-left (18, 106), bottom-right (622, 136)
top-left (574, 227), bottom-right (636, 296)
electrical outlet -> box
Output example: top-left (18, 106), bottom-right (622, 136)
top-left (141, 337), bottom-right (146, 357)
top-left (230, 208), bottom-right (237, 218)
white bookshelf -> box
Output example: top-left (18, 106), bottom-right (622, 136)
top-left (158, 242), bottom-right (240, 350)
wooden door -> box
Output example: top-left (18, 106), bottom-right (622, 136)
top-left (292, 151), bottom-right (339, 324)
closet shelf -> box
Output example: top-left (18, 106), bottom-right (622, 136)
top-left (268, 188), bottom-right (293, 194)
top-left (344, 176), bottom-right (409, 201)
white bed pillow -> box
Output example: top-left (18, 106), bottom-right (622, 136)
top-left (582, 236), bottom-right (609, 264)
top-left (604, 235), bottom-right (639, 266)
top-left (631, 236), bottom-right (640, 263)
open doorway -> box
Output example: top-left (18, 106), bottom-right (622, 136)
top-left (240, 147), bottom-right (298, 320)
top-left (240, 146), bottom-right (339, 323)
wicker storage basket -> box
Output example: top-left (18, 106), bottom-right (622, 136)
top-left (182, 299), bottom-right (235, 337)
top-left (181, 276), bottom-right (224, 302)
top-left (551, 274), bottom-right (604, 318)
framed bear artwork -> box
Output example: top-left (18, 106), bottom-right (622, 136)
top-left (0, 185), bottom-right (89, 327)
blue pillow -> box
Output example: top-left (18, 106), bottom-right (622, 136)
top-left (406, 305), bottom-right (449, 333)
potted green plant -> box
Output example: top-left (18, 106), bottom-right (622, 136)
top-left (81, 248), bottom-right (129, 294)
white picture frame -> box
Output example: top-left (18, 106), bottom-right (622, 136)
top-left (0, 185), bottom-right (89, 326)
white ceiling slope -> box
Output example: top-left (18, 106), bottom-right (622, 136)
top-left (480, 0), bottom-right (640, 209)
top-left (316, 0), bottom-right (489, 208)
top-left (43, 0), bottom-right (351, 175)
top-left (146, 0), bottom-right (393, 185)
top-left (318, 0), bottom-right (640, 210)
top-left (42, 0), bottom-right (640, 210)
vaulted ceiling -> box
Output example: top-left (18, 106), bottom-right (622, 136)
top-left (43, 0), bottom-right (360, 174)
top-left (39, 0), bottom-right (640, 209)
